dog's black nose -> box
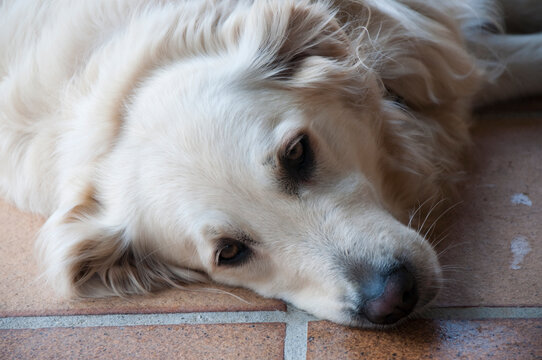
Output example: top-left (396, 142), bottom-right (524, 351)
top-left (361, 267), bottom-right (418, 325)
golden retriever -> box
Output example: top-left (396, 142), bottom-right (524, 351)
top-left (1, 0), bottom-right (541, 327)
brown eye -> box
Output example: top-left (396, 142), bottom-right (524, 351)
top-left (280, 134), bottom-right (314, 183)
top-left (220, 243), bottom-right (240, 260)
top-left (286, 140), bottom-right (304, 161)
top-left (216, 239), bottom-right (250, 266)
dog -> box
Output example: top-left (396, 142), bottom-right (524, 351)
top-left (1, 0), bottom-right (541, 327)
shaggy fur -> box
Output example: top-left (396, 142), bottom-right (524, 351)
top-left (1, 0), bottom-right (541, 327)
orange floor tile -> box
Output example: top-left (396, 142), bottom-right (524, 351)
top-left (2, 104), bottom-right (542, 359)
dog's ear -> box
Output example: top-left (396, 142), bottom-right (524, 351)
top-left (37, 192), bottom-right (206, 298)
top-left (363, 3), bottom-right (481, 107)
top-left (243, 1), bottom-right (371, 94)
top-left (269, 4), bottom-right (349, 78)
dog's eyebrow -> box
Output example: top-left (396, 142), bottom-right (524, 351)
top-left (205, 226), bottom-right (260, 245)
top-left (235, 231), bottom-right (260, 246)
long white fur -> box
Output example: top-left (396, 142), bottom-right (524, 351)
top-left (1, 0), bottom-right (541, 326)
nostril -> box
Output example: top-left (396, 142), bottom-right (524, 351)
top-left (402, 287), bottom-right (418, 306)
top-left (361, 266), bottom-right (418, 325)
top-left (403, 288), bottom-right (415, 304)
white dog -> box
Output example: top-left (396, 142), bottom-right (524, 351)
top-left (1, 0), bottom-right (541, 327)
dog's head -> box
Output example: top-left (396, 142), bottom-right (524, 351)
top-left (38, 0), bottom-right (445, 327)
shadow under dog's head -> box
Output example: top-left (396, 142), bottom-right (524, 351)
top-left (37, 0), bottom-right (479, 327)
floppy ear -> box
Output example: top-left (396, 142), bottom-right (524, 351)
top-left (36, 193), bottom-right (206, 298)
top-left (266, 3), bottom-right (349, 76)
top-left (243, 1), bottom-right (376, 97)
top-left (360, 2), bottom-right (481, 107)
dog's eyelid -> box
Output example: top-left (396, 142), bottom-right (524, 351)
top-left (284, 134), bottom-right (306, 158)
top-left (280, 130), bottom-right (309, 154)
top-left (208, 228), bottom-right (260, 246)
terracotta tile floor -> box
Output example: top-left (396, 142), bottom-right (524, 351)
top-left (1, 101), bottom-right (542, 359)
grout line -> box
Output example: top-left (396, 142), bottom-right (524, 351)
top-left (283, 305), bottom-right (314, 360)
top-left (2, 306), bottom-right (542, 330)
top-left (0, 310), bottom-right (295, 330)
top-left (1, 307), bottom-right (542, 360)
top-left (1, 307), bottom-right (542, 331)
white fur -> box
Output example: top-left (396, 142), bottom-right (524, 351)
top-left (1, 0), bottom-right (541, 327)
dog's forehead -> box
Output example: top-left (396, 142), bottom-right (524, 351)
top-left (168, 72), bottom-right (307, 168)
top-left (158, 84), bottom-right (300, 193)
top-left (139, 57), bottom-right (317, 159)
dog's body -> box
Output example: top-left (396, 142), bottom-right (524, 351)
top-left (1, 0), bottom-right (541, 327)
